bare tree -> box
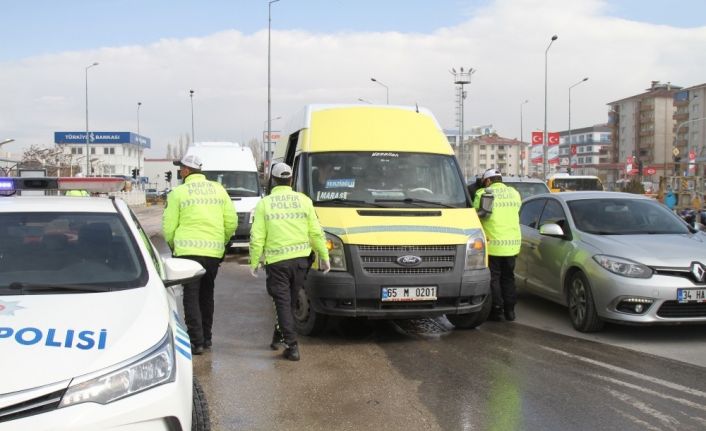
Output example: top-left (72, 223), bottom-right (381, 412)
top-left (177, 135), bottom-right (185, 159)
top-left (166, 143), bottom-right (174, 159)
top-left (20, 145), bottom-right (73, 176)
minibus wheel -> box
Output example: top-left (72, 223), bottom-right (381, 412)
top-left (446, 297), bottom-right (491, 329)
top-left (293, 286), bottom-right (327, 335)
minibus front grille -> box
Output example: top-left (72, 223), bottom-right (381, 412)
top-left (0, 389), bottom-right (64, 423)
top-left (356, 245), bottom-right (458, 276)
top-left (366, 267), bottom-right (451, 275)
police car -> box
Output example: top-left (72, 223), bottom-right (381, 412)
top-left (0, 177), bottom-right (210, 430)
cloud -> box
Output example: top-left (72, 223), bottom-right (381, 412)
top-left (1, 0), bottom-right (705, 159)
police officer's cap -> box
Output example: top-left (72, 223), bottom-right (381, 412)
top-left (271, 163), bottom-right (293, 179)
top-left (482, 168), bottom-right (502, 180)
top-left (174, 154), bottom-right (203, 170)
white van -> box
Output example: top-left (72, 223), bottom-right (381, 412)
top-left (182, 142), bottom-right (262, 248)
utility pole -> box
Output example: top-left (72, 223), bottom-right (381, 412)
top-left (450, 67), bottom-right (475, 177)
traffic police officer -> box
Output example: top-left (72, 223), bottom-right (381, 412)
top-left (473, 168), bottom-right (522, 321)
top-left (163, 154), bottom-right (237, 354)
top-left (249, 162), bottom-right (330, 361)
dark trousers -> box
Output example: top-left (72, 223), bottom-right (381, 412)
top-left (181, 255), bottom-right (221, 347)
top-left (266, 257), bottom-right (309, 347)
top-left (489, 255), bottom-right (517, 311)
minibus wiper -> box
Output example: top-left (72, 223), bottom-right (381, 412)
top-left (7, 282), bottom-right (112, 293)
top-left (315, 198), bottom-right (384, 207)
top-left (374, 198), bottom-right (455, 208)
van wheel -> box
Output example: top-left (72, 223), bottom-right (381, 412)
top-left (446, 296), bottom-right (491, 329)
top-left (567, 271), bottom-right (604, 333)
top-left (192, 378), bottom-right (211, 431)
top-left (293, 287), bottom-right (327, 335)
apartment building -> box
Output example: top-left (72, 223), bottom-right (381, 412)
top-left (607, 81), bottom-right (681, 182)
top-left (673, 83), bottom-right (706, 176)
top-left (557, 125), bottom-right (613, 177)
top-left (444, 125), bottom-right (496, 179)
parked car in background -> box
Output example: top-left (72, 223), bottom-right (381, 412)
top-left (515, 191), bottom-right (706, 332)
top-left (502, 176), bottom-right (551, 200)
top-left (145, 188), bottom-right (159, 202)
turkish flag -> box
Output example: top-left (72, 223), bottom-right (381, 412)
top-left (548, 132), bottom-right (560, 146)
top-left (531, 131), bottom-right (543, 145)
top-left (570, 144), bottom-right (577, 155)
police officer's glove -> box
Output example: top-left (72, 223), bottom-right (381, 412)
top-left (249, 266), bottom-right (259, 278)
top-left (320, 259), bottom-right (331, 274)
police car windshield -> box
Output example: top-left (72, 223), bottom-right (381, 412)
top-left (0, 212), bottom-right (146, 292)
top-left (203, 170), bottom-right (261, 198)
top-left (308, 152), bottom-right (469, 208)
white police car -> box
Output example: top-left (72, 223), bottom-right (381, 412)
top-left (0, 177), bottom-right (209, 430)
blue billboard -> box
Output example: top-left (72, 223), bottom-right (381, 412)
top-left (54, 132), bottom-right (151, 148)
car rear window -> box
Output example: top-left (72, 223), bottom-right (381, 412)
top-left (0, 212), bottom-right (147, 291)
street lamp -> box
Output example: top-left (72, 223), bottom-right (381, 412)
top-left (0, 138), bottom-right (14, 147)
top-left (267, 0), bottom-right (280, 176)
top-left (357, 98), bottom-right (372, 104)
top-left (568, 77), bottom-right (588, 173)
top-left (543, 35), bottom-right (558, 179)
top-left (189, 90), bottom-right (195, 144)
top-left (370, 77), bottom-right (389, 104)
top-left (520, 100), bottom-right (529, 175)
top-left (85, 62), bottom-right (99, 175)
top-left (137, 101), bottom-right (142, 187)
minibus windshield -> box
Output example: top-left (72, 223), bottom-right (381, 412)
top-left (307, 152), bottom-right (469, 208)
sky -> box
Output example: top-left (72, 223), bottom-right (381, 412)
top-left (2, 0), bottom-right (706, 159)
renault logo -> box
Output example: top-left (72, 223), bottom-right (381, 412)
top-left (397, 255), bottom-right (422, 266)
top-left (691, 262), bottom-right (706, 283)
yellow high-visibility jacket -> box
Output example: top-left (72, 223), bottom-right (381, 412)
top-left (473, 182), bottom-right (522, 256)
top-left (162, 173), bottom-right (237, 258)
top-left (249, 185), bottom-right (329, 268)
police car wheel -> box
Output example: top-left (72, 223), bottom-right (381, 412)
top-left (293, 287), bottom-right (327, 336)
top-left (446, 296), bottom-right (491, 329)
top-left (192, 378), bottom-right (211, 431)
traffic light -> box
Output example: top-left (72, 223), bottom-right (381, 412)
top-left (131, 169), bottom-right (137, 179)
top-left (165, 171), bottom-right (172, 182)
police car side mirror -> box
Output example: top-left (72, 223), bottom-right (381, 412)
top-left (162, 258), bottom-right (206, 287)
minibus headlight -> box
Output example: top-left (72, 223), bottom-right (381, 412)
top-left (322, 232), bottom-right (347, 271)
top-left (60, 330), bottom-right (176, 407)
top-left (465, 230), bottom-right (486, 270)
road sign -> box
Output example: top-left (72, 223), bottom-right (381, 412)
top-left (673, 147), bottom-right (680, 157)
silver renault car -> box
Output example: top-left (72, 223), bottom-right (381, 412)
top-left (516, 191), bottom-right (706, 332)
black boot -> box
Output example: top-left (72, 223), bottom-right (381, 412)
top-left (284, 343), bottom-right (300, 361)
top-left (504, 307), bottom-right (516, 322)
top-left (488, 306), bottom-right (504, 321)
top-left (270, 328), bottom-right (285, 350)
